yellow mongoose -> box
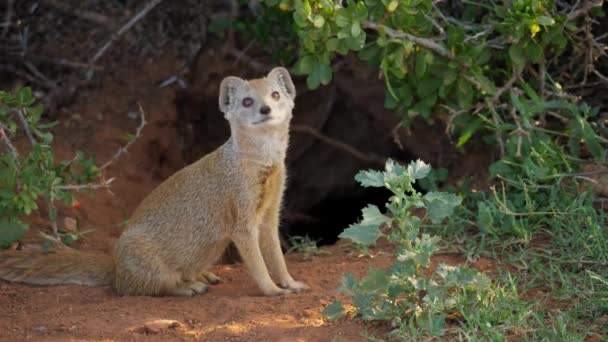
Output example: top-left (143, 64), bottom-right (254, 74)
top-left (0, 67), bottom-right (309, 297)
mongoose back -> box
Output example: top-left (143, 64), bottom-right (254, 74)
top-left (0, 67), bottom-right (309, 297)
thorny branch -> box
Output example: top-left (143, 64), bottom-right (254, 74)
top-left (100, 103), bottom-right (147, 171)
top-left (14, 108), bottom-right (37, 146)
top-left (88, 0), bottom-right (165, 69)
top-left (0, 123), bottom-right (19, 164)
top-left (361, 21), bottom-right (455, 59)
top-left (41, 0), bottom-right (118, 28)
top-left (291, 125), bottom-right (385, 166)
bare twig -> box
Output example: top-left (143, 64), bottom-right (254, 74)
top-left (1, 0), bottom-right (14, 38)
top-left (52, 178), bottom-right (115, 191)
top-left (42, 0), bottom-right (118, 28)
top-left (487, 102), bottom-right (505, 157)
top-left (291, 125), bottom-right (385, 166)
top-left (100, 104), bottom-right (147, 171)
top-left (89, 0), bottom-right (164, 67)
top-left (23, 61), bottom-right (57, 89)
top-left (391, 123), bottom-right (404, 150)
top-left (566, 0), bottom-right (603, 21)
top-left (592, 69), bottom-right (608, 84)
top-left (491, 72), bottom-right (520, 103)
top-left (362, 21), bottom-right (455, 60)
top-left (24, 54), bottom-right (103, 71)
top-left (0, 123), bottom-right (19, 163)
top-left (0, 65), bottom-right (54, 89)
top-left (14, 108), bottom-right (37, 146)
top-left (225, 48), bottom-right (271, 72)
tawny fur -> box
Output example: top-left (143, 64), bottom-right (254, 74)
top-left (0, 67), bottom-right (309, 297)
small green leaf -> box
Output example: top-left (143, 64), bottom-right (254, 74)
top-left (0, 218), bottom-right (29, 248)
top-left (351, 21), bottom-right (361, 37)
top-left (355, 169), bottom-right (385, 187)
top-left (415, 53), bottom-right (427, 78)
top-left (326, 38), bottom-right (340, 52)
top-left (360, 205), bottom-right (390, 226)
top-left (407, 159), bottom-right (431, 179)
top-left (536, 16), bottom-right (555, 26)
top-left (508, 44), bottom-right (525, 71)
top-left (322, 301), bottom-right (347, 321)
top-left (339, 222), bottom-right (383, 246)
top-left (423, 192), bottom-right (462, 224)
top-left (580, 118), bottom-right (605, 160)
top-left (306, 68), bottom-right (321, 90)
top-left (476, 202), bottom-right (498, 236)
top-left (358, 269), bottom-right (388, 294)
top-left (385, 90), bottom-right (399, 109)
top-left (17, 87), bottom-right (34, 106)
top-left (313, 15), bottom-right (325, 28)
top-left (318, 62), bottom-right (333, 85)
top-left (294, 55), bottom-right (315, 75)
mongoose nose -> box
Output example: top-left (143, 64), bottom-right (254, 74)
top-left (260, 105), bottom-right (271, 115)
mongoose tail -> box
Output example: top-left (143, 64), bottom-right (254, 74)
top-left (0, 250), bottom-right (114, 286)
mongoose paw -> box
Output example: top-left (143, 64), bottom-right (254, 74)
top-left (279, 280), bottom-right (310, 293)
top-left (263, 287), bottom-right (291, 296)
top-left (190, 281), bottom-right (209, 294)
top-left (198, 271), bottom-right (221, 285)
top-left (166, 281), bottom-right (209, 297)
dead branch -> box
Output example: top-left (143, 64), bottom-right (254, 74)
top-left (362, 21), bottom-right (455, 60)
top-left (225, 48), bottom-right (270, 73)
top-left (89, 0), bottom-right (165, 68)
top-left (1, 0), bottom-right (14, 38)
top-left (592, 69), bottom-right (608, 84)
top-left (14, 108), bottom-right (37, 146)
top-left (52, 178), bottom-right (115, 191)
top-left (0, 124), bottom-right (19, 162)
top-left (566, 0), bottom-right (604, 21)
top-left (41, 0), bottom-right (118, 28)
top-left (100, 103), bottom-right (147, 171)
top-left (291, 124), bottom-right (385, 166)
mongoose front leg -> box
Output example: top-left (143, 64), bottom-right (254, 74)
top-left (260, 207), bottom-right (309, 292)
top-left (232, 230), bottom-right (290, 296)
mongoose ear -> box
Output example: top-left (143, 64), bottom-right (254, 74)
top-left (219, 76), bottom-right (246, 114)
top-left (267, 67), bottom-right (296, 101)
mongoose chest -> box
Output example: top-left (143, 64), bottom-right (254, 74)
top-left (255, 164), bottom-right (282, 213)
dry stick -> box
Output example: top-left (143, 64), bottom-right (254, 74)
top-left (24, 54), bottom-right (103, 71)
top-left (23, 61), bottom-right (57, 89)
top-left (14, 108), bottom-right (37, 146)
top-left (100, 104), bottom-right (147, 171)
top-left (581, 0), bottom-right (594, 86)
top-left (225, 48), bottom-right (270, 72)
top-left (0, 122), bottom-right (19, 163)
top-left (89, 0), bottom-right (164, 68)
top-left (53, 105), bottom-right (146, 192)
top-left (42, 0), bottom-right (117, 28)
top-left (52, 178), bottom-right (115, 191)
top-left (291, 125), bottom-right (385, 166)
top-left (566, 0), bottom-right (604, 20)
top-left (362, 21), bottom-right (455, 60)
top-left (592, 69), bottom-right (608, 84)
top-left (0, 64), bottom-right (51, 89)
top-left (1, 0), bottom-right (14, 38)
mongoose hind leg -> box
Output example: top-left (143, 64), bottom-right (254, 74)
top-left (165, 281), bottom-right (209, 297)
top-left (198, 271), bottom-right (221, 285)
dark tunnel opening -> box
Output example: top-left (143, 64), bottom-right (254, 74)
top-left (283, 186), bottom-right (393, 246)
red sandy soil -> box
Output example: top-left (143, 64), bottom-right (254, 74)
top-left (0, 57), bottom-right (496, 342)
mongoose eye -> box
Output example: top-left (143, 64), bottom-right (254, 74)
top-left (271, 91), bottom-right (280, 100)
top-left (242, 97), bottom-right (254, 108)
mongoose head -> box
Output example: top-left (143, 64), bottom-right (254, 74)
top-left (218, 67), bottom-right (296, 129)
